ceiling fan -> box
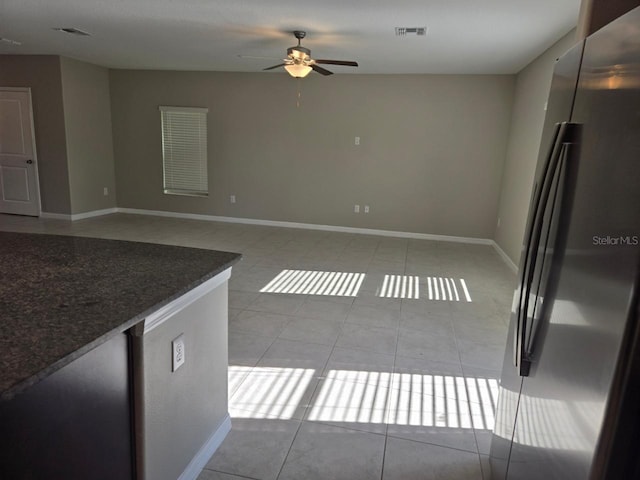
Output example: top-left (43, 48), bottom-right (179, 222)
top-left (263, 30), bottom-right (358, 78)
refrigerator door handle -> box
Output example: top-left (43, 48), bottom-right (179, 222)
top-left (514, 122), bottom-right (562, 373)
top-left (515, 122), bottom-right (578, 376)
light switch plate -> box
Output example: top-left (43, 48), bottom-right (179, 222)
top-left (172, 334), bottom-right (185, 372)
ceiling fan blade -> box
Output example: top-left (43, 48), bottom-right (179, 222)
top-left (311, 64), bottom-right (333, 76)
top-left (263, 63), bottom-right (286, 71)
top-left (314, 59), bottom-right (359, 67)
top-left (239, 55), bottom-right (282, 60)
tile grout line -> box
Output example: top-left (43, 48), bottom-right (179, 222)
top-left (449, 303), bottom-right (487, 477)
top-left (385, 432), bottom-right (482, 455)
top-left (272, 284), bottom-right (353, 480)
top-left (379, 237), bottom-right (408, 480)
top-left (202, 467), bottom-right (261, 480)
top-left (401, 240), bottom-right (491, 474)
top-left (228, 241), bottom-right (316, 480)
top-left (274, 235), bottom-right (388, 480)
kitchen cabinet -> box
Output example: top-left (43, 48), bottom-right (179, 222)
top-left (0, 333), bottom-right (134, 479)
top-left (0, 232), bottom-right (241, 479)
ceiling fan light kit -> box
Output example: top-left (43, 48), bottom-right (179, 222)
top-left (264, 30), bottom-right (358, 78)
top-left (284, 64), bottom-right (312, 78)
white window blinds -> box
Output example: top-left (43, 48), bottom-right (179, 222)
top-left (159, 106), bottom-right (208, 196)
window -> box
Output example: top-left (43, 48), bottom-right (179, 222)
top-left (159, 106), bottom-right (208, 196)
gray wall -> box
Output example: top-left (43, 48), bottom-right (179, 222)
top-left (0, 55), bottom-right (71, 214)
top-left (494, 31), bottom-right (578, 265)
top-left (110, 71), bottom-right (514, 239)
top-left (134, 281), bottom-right (229, 480)
top-left (60, 57), bottom-right (117, 214)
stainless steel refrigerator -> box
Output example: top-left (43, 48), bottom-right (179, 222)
top-left (489, 6), bottom-right (640, 479)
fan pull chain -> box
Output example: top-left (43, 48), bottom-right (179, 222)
top-left (296, 78), bottom-right (302, 108)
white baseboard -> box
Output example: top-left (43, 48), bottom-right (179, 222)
top-left (492, 241), bottom-right (518, 274)
top-left (118, 207), bottom-right (227, 223)
top-left (117, 207), bottom-right (494, 245)
top-left (178, 414), bottom-right (232, 480)
top-left (38, 206), bottom-right (519, 271)
top-left (40, 212), bottom-right (72, 220)
top-left (71, 207), bottom-right (118, 221)
top-left (40, 208), bottom-right (117, 221)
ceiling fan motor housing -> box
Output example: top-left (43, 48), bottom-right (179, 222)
top-left (287, 45), bottom-right (311, 63)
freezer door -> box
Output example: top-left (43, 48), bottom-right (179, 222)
top-left (505, 7), bottom-right (640, 480)
top-left (489, 41), bottom-right (583, 479)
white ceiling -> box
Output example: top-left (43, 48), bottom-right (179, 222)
top-left (0, 0), bottom-right (581, 74)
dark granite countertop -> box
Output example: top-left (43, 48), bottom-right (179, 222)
top-left (0, 232), bottom-right (241, 400)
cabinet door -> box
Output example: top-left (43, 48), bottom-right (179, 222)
top-left (0, 333), bottom-right (134, 479)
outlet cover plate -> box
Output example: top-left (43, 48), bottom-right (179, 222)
top-left (172, 333), bottom-right (185, 372)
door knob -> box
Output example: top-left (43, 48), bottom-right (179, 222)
top-left (26, 159), bottom-right (33, 164)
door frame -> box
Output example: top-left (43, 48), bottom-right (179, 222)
top-left (0, 86), bottom-right (42, 216)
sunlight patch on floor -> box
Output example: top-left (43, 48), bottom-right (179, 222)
top-left (230, 366), bottom-right (499, 429)
top-left (377, 275), bottom-right (420, 299)
top-left (426, 277), bottom-right (473, 302)
top-left (260, 270), bottom-right (365, 297)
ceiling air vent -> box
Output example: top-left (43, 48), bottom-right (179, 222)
top-left (53, 27), bottom-right (91, 36)
top-left (395, 27), bottom-right (428, 36)
top-left (0, 37), bottom-right (22, 45)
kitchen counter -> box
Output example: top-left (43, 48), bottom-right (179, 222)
top-left (0, 231), bottom-right (241, 400)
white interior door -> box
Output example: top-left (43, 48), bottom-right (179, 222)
top-left (0, 88), bottom-right (41, 216)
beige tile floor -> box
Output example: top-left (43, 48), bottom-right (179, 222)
top-left (0, 213), bottom-right (515, 480)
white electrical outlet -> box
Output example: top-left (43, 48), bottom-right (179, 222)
top-left (172, 334), bottom-right (185, 372)
top-left (355, 136), bottom-right (360, 145)
top-left (354, 204), bottom-right (360, 213)
top-left (230, 195), bottom-right (236, 204)
top-left (103, 187), bottom-right (108, 196)
top-left (364, 205), bottom-right (370, 213)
